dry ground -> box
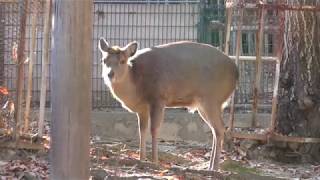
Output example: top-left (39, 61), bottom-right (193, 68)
top-left (0, 137), bottom-right (320, 180)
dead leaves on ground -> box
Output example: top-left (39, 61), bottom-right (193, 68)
top-left (0, 157), bottom-right (48, 179)
top-left (1, 139), bottom-right (320, 179)
top-left (89, 140), bottom-right (223, 179)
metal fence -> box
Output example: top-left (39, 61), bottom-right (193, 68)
top-left (92, 0), bottom-right (201, 108)
top-left (0, 0), bottom-right (279, 112)
top-left (0, 0), bottom-right (45, 105)
top-left (0, 1), bottom-right (21, 92)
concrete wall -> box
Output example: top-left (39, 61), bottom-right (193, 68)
top-left (43, 109), bottom-right (270, 143)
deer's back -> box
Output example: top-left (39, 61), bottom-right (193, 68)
top-left (130, 41), bottom-right (238, 107)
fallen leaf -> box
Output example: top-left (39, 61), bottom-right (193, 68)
top-left (160, 162), bottom-right (172, 169)
top-left (126, 151), bottom-right (139, 159)
top-left (0, 87), bottom-right (9, 95)
top-left (100, 156), bottom-right (108, 160)
top-left (158, 169), bottom-right (169, 176)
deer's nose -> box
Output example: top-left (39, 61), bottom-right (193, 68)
top-left (108, 71), bottom-right (114, 79)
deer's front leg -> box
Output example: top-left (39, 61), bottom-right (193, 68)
top-left (149, 104), bottom-right (164, 164)
top-left (137, 112), bottom-right (149, 160)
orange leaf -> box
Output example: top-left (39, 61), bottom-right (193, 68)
top-left (158, 169), bottom-right (169, 177)
top-left (100, 156), bottom-right (108, 160)
top-left (160, 162), bottom-right (172, 169)
top-left (0, 86), bottom-right (9, 95)
top-left (173, 175), bottom-right (185, 180)
top-left (127, 151), bottom-right (139, 159)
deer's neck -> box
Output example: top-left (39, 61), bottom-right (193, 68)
top-left (111, 68), bottom-right (142, 112)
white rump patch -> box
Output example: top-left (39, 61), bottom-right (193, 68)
top-left (222, 98), bottom-right (231, 109)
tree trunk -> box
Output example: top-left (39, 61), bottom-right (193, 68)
top-left (276, 0), bottom-right (320, 162)
top-left (50, 0), bottom-right (92, 179)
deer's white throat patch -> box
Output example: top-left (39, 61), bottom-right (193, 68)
top-left (102, 64), bottom-right (112, 87)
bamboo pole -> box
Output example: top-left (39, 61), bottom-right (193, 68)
top-left (0, 4), bottom-right (5, 86)
top-left (14, 0), bottom-right (28, 139)
top-left (217, 0), bottom-right (223, 50)
top-left (224, 4), bottom-right (232, 55)
top-left (38, 0), bottom-right (51, 137)
top-left (228, 2), bottom-right (243, 131)
top-left (228, 55), bottom-right (277, 61)
top-left (270, 4), bottom-right (285, 132)
top-left (24, 0), bottom-right (39, 133)
top-left (251, 0), bottom-right (266, 128)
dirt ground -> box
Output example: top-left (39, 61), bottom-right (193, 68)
top-left (0, 137), bottom-right (320, 180)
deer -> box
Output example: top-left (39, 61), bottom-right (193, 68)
top-left (98, 38), bottom-right (239, 170)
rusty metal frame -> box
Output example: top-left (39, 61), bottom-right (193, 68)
top-left (228, 2), bottom-right (320, 12)
top-left (227, 0), bottom-right (320, 144)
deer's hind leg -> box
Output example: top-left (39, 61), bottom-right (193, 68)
top-left (198, 101), bottom-right (225, 170)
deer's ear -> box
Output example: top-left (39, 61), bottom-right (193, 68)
top-left (124, 41), bottom-right (138, 57)
top-left (98, 37), bottom-right (109, 53)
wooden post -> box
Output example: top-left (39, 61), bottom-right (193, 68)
top-left (50, 0), bottom-right (92, 179)
top-left (14, 0), bottom-right (28, 139)
top-left (24, 0), bottom-right (39, 133)
top-left (38, 0), bottom-right (51, 137)
top-left (228, 2), bottom-right (243, 131)
top-left (251, 0), bottom-right (266, 128)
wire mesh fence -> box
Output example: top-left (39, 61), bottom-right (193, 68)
top-left (93, 1), bottom-right (201, 108)
top-left (0, 1), bottom-right (21, 93)
top-left (0, 0), bottom-right (45, 103)
top-left (0, 0), bottom-right (280, 113)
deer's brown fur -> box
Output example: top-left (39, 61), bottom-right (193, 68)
top-left (98, 39), bottom-right (239, 170)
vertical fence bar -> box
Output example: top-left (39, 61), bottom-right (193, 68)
top-left (0, 3), bottom-right (4, 86)
top-left (24, 0), bottom-right (39, 133)
top-left (14, 0), bottom-right (28, 139)
top-left (38, 0), bottom-right (51, 137)
top-left (224, 1), bottom-right (232, 55)
top-left (229, 2), bottom-right (243, 131)
top-left (270, 5), bottom-right (284, 132)
top-left (218, 0), bottom-right (223, 50)
top-left (251, 0), bottom-right (266, 128)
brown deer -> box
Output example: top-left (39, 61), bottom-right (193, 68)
top-left (98, 38), bottom-right (239, 170)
